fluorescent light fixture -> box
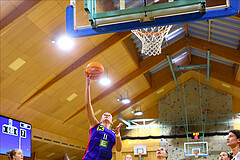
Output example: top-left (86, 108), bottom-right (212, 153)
top-left (71, 156), bottom-right (77, 159)
top-left (99, 77), bottom-right (111, 86)
top-left (8, 58), bottom-right (26, 71)
top-left (172, 52), bottom-right (188, 63)
top-left (222, 83), bottom-right (230, 88)
top-left (46, 153), bottom-right (55, 157)
top-left (157, 88), bottom-right (165, 94)
top-left (56, 36), bottom-right (74, 51)
top-left (166, 27), bottom-right (184, 41)
top-left (66, 93), bottom-right (78, 101)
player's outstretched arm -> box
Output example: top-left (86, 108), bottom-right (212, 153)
top-left (113, 123), bottom-right (123, 152)
top-left (85, 71), bottom-right (99, 128)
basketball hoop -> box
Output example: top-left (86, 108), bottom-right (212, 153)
top-left (131, 25), bottom-right (172, 56)
top-left (138, 150), bottom-right (143, 155)
top-left (194, 153), bottom-right (199, 158)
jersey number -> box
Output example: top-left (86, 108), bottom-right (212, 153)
top-left (103, 134), bottom-right (108, 140)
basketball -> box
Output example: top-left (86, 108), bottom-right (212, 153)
top-left (86, 62), bottom-right (104, 80)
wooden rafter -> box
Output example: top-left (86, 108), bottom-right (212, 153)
top-left (184, 23), bottom-right (191, 63)
top-left (189, 37), bottom-right (240, 64)
top-left (234, 64), bottom-right (240, 81)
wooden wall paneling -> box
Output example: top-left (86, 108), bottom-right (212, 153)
top-left (41, 11), bottom-right (65, 35)
top-left (1, 16), bottom-right (33, 41)
top-left (0, 97), bottom-right (21, 115)
top-left (36, 4), bottom-right (64, 30)
top-left (1, 45), bottom-right (24, 71)
top-left (10, 22), bottom-right (39, 49)
top-left (191, 55), bottom-right (240, 88)
top-left (1, 78), bottom-right (36, 103)
top-left (18, 39), bottom-right (35, 53)
top-left (18, 60), bottom-right (54, 89)
top-left (26, 1), bottom-right (59, 26)
top-left (0, 0), bottom-right (40, 30)
top-left (103, 41), bottom-right (138, 77)
top-left (88, 33), bottom-right (115, 47)
top-left (0, 37), bottom-right (9, 49)
top-left (0, 1), bottom-right (17, 20)
top-left (127, 75), bottom-right (151, 97)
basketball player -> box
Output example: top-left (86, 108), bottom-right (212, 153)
top-left (219, 151), bottom-right (232, 160)
top-left (6, 149), bottom-right (23, 160)
top-left (156, 147), bottom-right (168, 160)
top-left (227, 130), bottom-right (240, 160)
top-left (83, 71), bottom-right (122, 160)
top-left (125, 154), bottom-right (132, 160)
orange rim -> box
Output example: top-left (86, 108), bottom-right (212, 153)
top-left (194, 153), bottom-right (199, 157)
top-left (133, 28), bottom-right (168, 36)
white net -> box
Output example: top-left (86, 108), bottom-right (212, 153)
top-left (131, 25), bottom-right (172, 56)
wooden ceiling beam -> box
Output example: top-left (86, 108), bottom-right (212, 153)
top-left (184, 23), bottom-right (192, 63)
top-left (143, 71), bottom-right (152, 88)
top-left (122, 36), bottom-right (140, 68)
top-left (64, 37), bottom-right (186, 122)
top-left (0, 0), bottom-right (41, 30)
top-left (18, 31), bottom-right (131, 109)
top-left (112, 54), bottom-right (240, 116)
top-left (189, 37), bottom-right (240, 64)
top-left (191, 55), bottom-right (240, 88)
top-left (234, 64), bottom-right (240, 81)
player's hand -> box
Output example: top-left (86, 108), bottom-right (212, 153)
top-left (113, 123), bottom-right (123, 135)
top-left (85, 70), bottom-right (91, 86)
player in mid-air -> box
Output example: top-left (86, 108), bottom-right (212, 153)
top-left (82, 71), bottom-right (122, 160)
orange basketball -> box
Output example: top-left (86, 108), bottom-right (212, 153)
top-left (86, 62), bottom-right (104, 80)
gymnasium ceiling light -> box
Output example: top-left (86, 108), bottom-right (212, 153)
top-left (132, 107), bottom-right (143, 116)
top-left (99, 69), bottom-right (111, 86)
top-left (132, 110), bottom-right (143, 116)
top-left (53, 35), bottom-right (74, 51)
top-left (117, 91), bottom-right (131, 104)
top-left (117, 98), bottom-right (131, 104)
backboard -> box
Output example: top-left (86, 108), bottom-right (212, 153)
top-left (134, 145), bottom-right (147, 155)
top-left (184, 141), bottom-right (209, 157)
top-left (66, 0), bottom-right (239, 38)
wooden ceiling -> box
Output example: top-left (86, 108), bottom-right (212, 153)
top-left (1, 0), bottom-right (240, 159)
